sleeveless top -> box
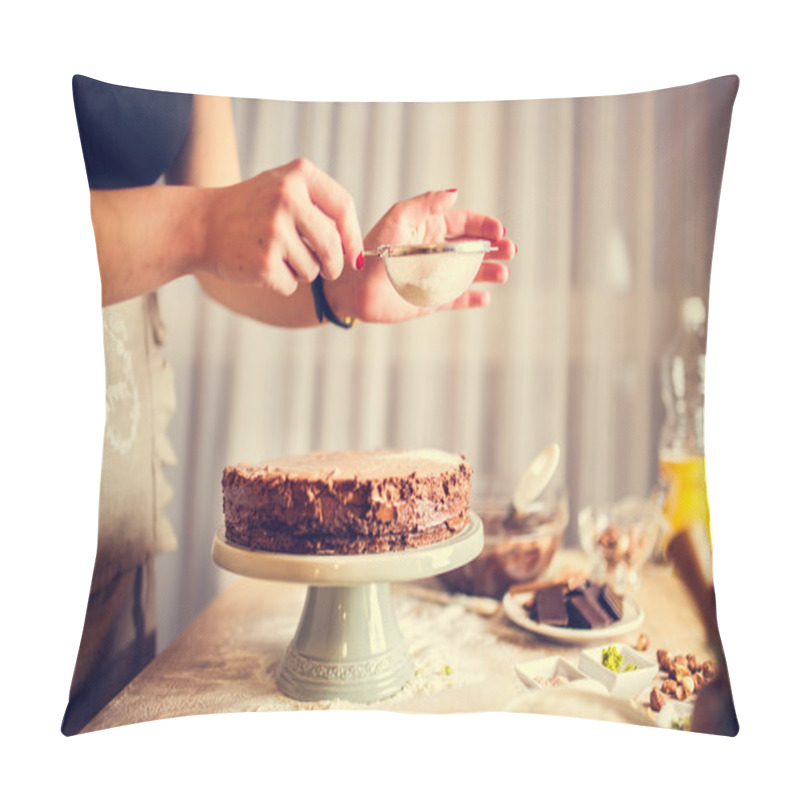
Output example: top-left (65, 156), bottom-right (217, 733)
top-left (73, 74), bottom-right (193, 590)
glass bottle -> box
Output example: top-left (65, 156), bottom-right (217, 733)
top-left (658, 296), bottom-right (711, 551)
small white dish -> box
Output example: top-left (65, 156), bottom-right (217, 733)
top-left (578, 643), bottom-right (658, 699)
top-left (515, 656), bottom-right (609, 695)
top-left (502, 590), bottom-right (644, 644)
top-left (656, 699), bottom-right (695, 731)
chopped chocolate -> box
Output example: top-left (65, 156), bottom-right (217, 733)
top-left (565, 585), bottom-right (614, 629)
top-left (599, 583), bottom-right (624, 620)
top-left (532, 583), bottom-right (569, 626)
top-left (526, 579), bottom-right (625, 630)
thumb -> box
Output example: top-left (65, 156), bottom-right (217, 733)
top-left (427, 187), bottom-right (459, 214)
top-left (396, 188), bottom-right (458, 225)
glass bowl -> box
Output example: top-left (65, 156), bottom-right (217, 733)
top-left (578, 496), bottom-right (668, 594)
top-left (439, 490), bottom-right (568, 599)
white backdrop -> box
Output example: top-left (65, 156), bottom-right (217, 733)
top-left (155, 78), bottom-right (735, 648)
top-left (10, 0), bottom-right (800, 794)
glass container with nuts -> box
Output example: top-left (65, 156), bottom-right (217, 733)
top-left (578, 496), bottom-right (668, 594)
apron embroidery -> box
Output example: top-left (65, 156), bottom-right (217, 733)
top-left (104, 311), bottom-right (141, 455)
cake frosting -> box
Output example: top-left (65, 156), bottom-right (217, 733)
top-left (222, 449), bottom-right (473, 555)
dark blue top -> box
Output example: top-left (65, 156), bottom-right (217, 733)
top-left (72, 75), bottom-right (193, 190)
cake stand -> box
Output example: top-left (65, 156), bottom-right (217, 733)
top-left (212, 513), bottom-right (483, 704)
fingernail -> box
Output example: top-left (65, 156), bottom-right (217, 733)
top-left (502, 225), bottom-right (506, 237)
top-left (356, 252), bottom-right (364, 271)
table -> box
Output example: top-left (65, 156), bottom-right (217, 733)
top-left (81, 551), bottom-right (718, 732)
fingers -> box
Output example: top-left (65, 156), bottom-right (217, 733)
top-left (473, 261), bottom-right (510, 285)
top-left (446, 289), bottom-right (492, 311)
top-left (293, 204), bottom-right (345, 280)
top-left (412, 188), bottom-right (459, 222)
top-left (445, 207), bottom-right (505, 243)
top-left (488, 238), bottom-right (516, 261)
top-left (297, 158), bottom-right (364, 272)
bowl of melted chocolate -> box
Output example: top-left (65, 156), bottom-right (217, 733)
top-left (439, 489), bottom-right (568, 599)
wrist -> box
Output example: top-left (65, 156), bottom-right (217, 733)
top-left (312, 277), bottom-right (357, 327)
top-left (312, 276), bottom-right (357, 328)
top-left (187, 185), bottom-right (221, 279)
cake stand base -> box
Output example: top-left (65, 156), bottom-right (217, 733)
top-left (276, 583), bottom-right (413, 703)
top-left (212, 513), bottom-right (483, 704)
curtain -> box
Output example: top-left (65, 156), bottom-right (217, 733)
top-left (154, 80), bottom-right (731, 649)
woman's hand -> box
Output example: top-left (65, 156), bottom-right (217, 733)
top-left (202, 157), bottom-right (364, 296)
top-left (324, 189), bottom-right (515, 324)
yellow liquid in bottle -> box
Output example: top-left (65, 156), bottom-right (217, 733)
top-left (658, 453), bottom-right (711, 545)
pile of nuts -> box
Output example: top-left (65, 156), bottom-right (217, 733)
top-left (596, 524), bottom-right (646, 568)
top-left (649, 649), bottom-right (718, 711)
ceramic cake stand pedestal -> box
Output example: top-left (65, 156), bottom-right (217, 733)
top-left (212, 513), bottom-right (483, 704)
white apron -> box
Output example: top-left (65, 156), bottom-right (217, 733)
top-left (63, 292), bottom-right (177, 735)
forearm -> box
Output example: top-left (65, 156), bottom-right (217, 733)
top-left (91, 184), bottom-right (212, 307)
top-left (196, 271), bottom-right (322, 328)
top-left (92, 182), bottom-right (331, 327)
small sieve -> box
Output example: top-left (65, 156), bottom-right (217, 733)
top-left (365, 239), bottom-right (495, 307)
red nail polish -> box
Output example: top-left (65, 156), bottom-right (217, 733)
top-left (356, 252), bottom-right (364, 270)
top-left (502, 226), bottom-right (506, 237)
top-left (446, 188), bottom-right (458, 193)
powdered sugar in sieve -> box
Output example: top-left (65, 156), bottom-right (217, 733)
top-left (368, 240), bottom-right (494, 307)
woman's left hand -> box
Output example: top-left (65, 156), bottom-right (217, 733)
top-left (325, 189), bottom-right (515, 324)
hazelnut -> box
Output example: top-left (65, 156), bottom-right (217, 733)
top-left (686, 653), bottom-right (699, 673)
top-left (702, 660), bottom-right (718, 681)
top-left (661, 679), bottom-right (678, 695)
top-left (650, 688), bottom-right (667, 712)
top-left (672, 663), bottom-right (691, 682)
top-left (598, 526), bottom-right (619, 547)
top-left (657, 649), bottom-right (673, 671)
top-left (680, 675), bottom-right (696, 697)
top-left (375, 503), bottom-right (395, 523)
top-left (675, 684), bottom-right (687, 701)
top-left (674, 654), bottom-right (688, 668)
top-left (635, 633), bottom-right (650, 652)
top-left (693, 672), bottom-right (706, 691)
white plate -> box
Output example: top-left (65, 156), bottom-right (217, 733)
top-left (502, 588), bottom-right (645, 644)
top-left (213, 512), bottom-right (483, 586)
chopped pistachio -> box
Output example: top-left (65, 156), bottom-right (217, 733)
top-left (601, 645), bottom-right (638, 673)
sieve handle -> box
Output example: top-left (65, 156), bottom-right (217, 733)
top-left (363, 246), bottom-right (498, 257)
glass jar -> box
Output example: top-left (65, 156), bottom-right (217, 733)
top-left (439, 490), bottom-right (569, 599)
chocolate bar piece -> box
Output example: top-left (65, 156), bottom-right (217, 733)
top-left (599, 583), bottom-right (624, 620)
top-left (566, 586), bottom-right (613, 629)
top-left (532, 583), bottom-right (569, 626)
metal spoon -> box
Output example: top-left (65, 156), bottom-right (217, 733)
top-left (511, 443), bottom-right (561, 515)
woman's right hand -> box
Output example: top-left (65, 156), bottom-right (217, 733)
top-left (202, 157), bottom-right (364, 296)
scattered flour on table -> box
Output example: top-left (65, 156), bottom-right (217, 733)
top-left (253, 595), bottom-right (501, 712)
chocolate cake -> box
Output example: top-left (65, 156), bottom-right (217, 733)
top-left (222, 449), bottom-right (473, 555)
